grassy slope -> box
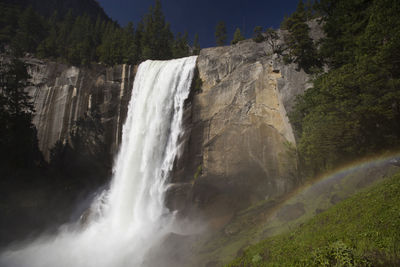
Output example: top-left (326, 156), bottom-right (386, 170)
top-left (227, 172), bottom-right (400, 266)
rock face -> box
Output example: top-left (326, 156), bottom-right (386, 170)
top-left (26, 58), bottom-right (135, 160)
top-left (25, 37), bottom-right (311, 225)
top-left (171, 39), bottom-right (311, 224)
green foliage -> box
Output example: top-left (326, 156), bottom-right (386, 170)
top-left (253, 26), bottom-right (265, 43)
top-left (227, 172), bottom-right (400, 266)
top-left (281, 0), bottom-right (320, 73)
top-left (215, 21), bottom-right (227, 46)
top-left (316, 0), bottom-right (371, 68)
top-left (1, 1), bottom-right (194, 66)
top-left (12, 6), bottom-right (46, 55)
top-left (172, 31), bottom-right (189, 59)
top-left (0, 3), bottom-right (20, 46)
top-left (312, 241), bottom-right (371, 266)
top-left (265, 27), bottom-right (280, 53)
top-left (231, 28), bottom-right (245, 45)
top-left (192, 33), bottom-right (201, 55)
top-left (0, 54), bottom-right (43, 172)
top-left (290, 0), bottom-right (400, 177)
top-left (139, 0), bottom-right (175, 61)
top-left (49, 110), bottom-right (111, 186)
top-left (193, 164), bottom-right (202, 181)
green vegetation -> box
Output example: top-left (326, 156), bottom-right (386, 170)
top-left (215, 21), bottom-right (227, 46)
top-left (192, 33), bottom-right (201, 55)
top-left (193, 164), bottom-right (202, 182)
top-left (0, 54), bottom-right (111, 245)
top-left (231, 28), bottom-right (245, 45)
top-left (0, 0), bottom-right (199, 66)
top-left (227, 171), bottom-right (400, 266)
top-left (281, 0), bottom-right (320, 72)
top-left (0, 54), bottom-right (43, 174)
top-left (264, 28), bottom-right (280, 53)
top-left (287, 0), bottom-right (400, 178)
top-left (253, 26), bottom-right (265, 43)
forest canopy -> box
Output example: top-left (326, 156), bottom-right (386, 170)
top-left (287, 0), bottom-right (400, 177)
top-left (0, 0), bottom-right (198, 66)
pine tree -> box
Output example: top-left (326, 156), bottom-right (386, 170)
top-left (231, 28), bottom-right (245, 44)
top-left (122, 22), bottom-right (137, 64)
top-left (66, 15), bottom-right (95, 66)
top-left (139, 0), bottom-right (173, 60)
top-left (215, 21), bottom-right (227, 46)
top-left (282, 0), bottom-right (319, 72)
top-left (97, 21), bottom-right (124, 65)
top-left (152, 0), bottom-right (173, 59)
top-left (37, 11), bottom-right (59, 59)
top-left (134, 21), bottom-right (144, 62)
top-left (0, 3), bottom-right (20, 45)
top-left (305, 0), bottom-right (314, 20)
top-left (57, 9), bottom-right (74, 59)
top-left (12, 7), bottom-right (46, 55)
top-left (192, 33), bottom-right (200, 55)
top-left (0, 56), bottom-right (42, 171)
top-left (140, 6), bottom-right (154, 60)
top-left (253, 26), bottom-right (265, 43)
top-left (290, 0), bottom-right (400, 176)
top-left (172, 31), bottom-right (189, 58)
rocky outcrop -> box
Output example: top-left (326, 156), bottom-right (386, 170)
top-left (26, 58), bottom-right (135, 160)
top-left (171, 39), bottom-right (311, 225)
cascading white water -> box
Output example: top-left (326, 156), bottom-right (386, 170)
top-left (0, 56), bottom-right (197, 267)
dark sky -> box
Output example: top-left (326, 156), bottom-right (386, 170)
top-left (96, 0), bottom-right (299, 48)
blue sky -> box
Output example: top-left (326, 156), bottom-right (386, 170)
top-left (97, 0), bottom-right (299, 48)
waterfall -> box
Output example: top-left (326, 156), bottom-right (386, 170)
top-left (0, 56), bottom-right (198, 267)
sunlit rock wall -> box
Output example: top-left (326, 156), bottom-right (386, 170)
top-left (171, 39), bottom-right (311, 225)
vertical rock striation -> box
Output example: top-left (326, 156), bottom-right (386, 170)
top-left (26, 58), bottom-right (135, 160)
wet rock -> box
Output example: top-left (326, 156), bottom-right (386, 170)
top-left (165, 183), bottom-right (193, 212)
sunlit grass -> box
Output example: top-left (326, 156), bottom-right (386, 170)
top-left (227, 172), bottom-right (400, 266)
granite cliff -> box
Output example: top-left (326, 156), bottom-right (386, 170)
top-left (26, 58), bottom-right (135, 160)
top-left (169, 39), bottom-right (310, 226)
top-left (25, 37), bottom-right (310, 225)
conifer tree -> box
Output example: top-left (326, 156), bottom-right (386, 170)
top-left (0, 56), bottom-right (42, 171)
top-left (172, 31), bottom-right (189, 58)
top-left (134, 21), bottom-right (144, 62)
top-left (0, 4), bottom-right (21, 45)
top-left (192, 33), bottom-right (200, 55)
top-left (282, 0), bottom-right (319, 72)
top-left (37, 11), bottom-right (59, 59)
top-left (57, 9), bottom-right (74, 59)
top-left (215, 21), bottom-right (227, 46)
top-left (231, 28), bottom-right (245, 44)
top-left (305, 0), bottom-right (314, 20)
top-left (12, 6), bottom-right (45, 55)
top-left (253, 26), bottom-right (265, 43)
top-left (122, 22), bottom-right (137, 64)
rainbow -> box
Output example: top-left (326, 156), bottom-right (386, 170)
top-left (268, 151), bottom-right (400, 220)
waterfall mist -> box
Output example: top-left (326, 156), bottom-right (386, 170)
top-left (0, 56), bottom-right (198, 267)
